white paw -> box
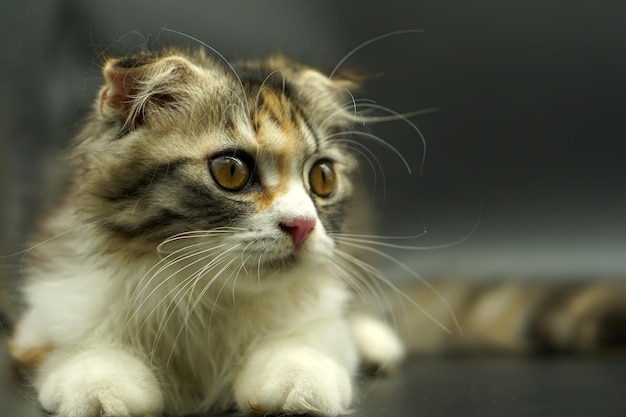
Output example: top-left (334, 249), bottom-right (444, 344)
top-left (234, 345), bottom-right (352, 416)
top-left (351, 315), bottom-right (405, 373)
top-left (36, 348), bottom-right (163, 417)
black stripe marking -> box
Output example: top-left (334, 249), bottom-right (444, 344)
top-left (98, 159), bottom-right (190, 203)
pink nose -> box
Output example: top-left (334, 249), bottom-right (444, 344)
top-left (279, 217), bottom-right (316, 251)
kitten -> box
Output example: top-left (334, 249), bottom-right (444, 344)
top-left (7, 48), bottom-right (404, 417)
top-left (6, 46), bottom-right (626, 417)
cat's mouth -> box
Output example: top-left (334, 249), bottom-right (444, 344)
top-left (233, 232), bottom-right (327, 273)
top-left (259, 253), bottom-right (299, 271)
top-left (256, 247), bottom-right (323, 273)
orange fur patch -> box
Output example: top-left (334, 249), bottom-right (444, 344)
top-left (251, 90), bottom-right (305, 212)
top-left (255, 89), bottom-right (301, 138)
top-left (254, 151), bottom-right (291, 212)
top-left (6, 339), bottom-right (54, 371)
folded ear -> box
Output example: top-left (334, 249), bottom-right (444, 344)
top-left (295, 68), bottom-right (367, 128)
top-left (99, 53), bottom-right (198, 131)
top-left (329, 68), bottom-right (368, 90)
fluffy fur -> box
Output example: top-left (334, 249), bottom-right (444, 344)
top-left (8, 48), bottom-right (403, 416)
top-left (7, 46), bottom-right (626, 417)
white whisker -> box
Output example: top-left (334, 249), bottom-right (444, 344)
top-left (331, 138), bottom-right (387, 201)
top-left (0, 216), bottom-right (113, 260)
top-left (318, 91), bottom-right (362, 133)
top-left (330, 227), bottom-right (428, 241)
top-left (237, 241), bottom-right (257, 289)
top-left (335, 200), bottom-right (482, 251)
top-left (219, 102), bottom-right (246, 131)
top-left (352, 103), bottom-right (428, 175)
top-left (324, 258), bottom-right (391, 320)
top-left (131, 247), bottom-right (230, 342)
top-left (151, 245), bottom-right (241, 363)
top-left (335, 249), bottom-right (457, 335)
top-left (166, 258), bottom-right (235, 365)
top-left (359, 106), bottom-right (440, 122)
top-left (334, 242), bottom-right (462, 335)
top-left (165, 250), bottom-right (242, 365)
top-left (160, 27), bottom-right (249, 112)
top-left (330, 29), bottom-right (424, 79)
top-left (127, 243), bottom-right (231, 326)
top-left (256, 254), bottom-right (263, 291)
top-left (325, 131), bottom-right (412, 174)
top-left (254, 70), bottom-right (285, 112)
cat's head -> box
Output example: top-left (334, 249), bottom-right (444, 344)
top-left (71, 47), bottom-right (368, 281)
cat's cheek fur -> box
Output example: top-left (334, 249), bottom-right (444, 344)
top-left (36, 347), bottom-right (163, 417)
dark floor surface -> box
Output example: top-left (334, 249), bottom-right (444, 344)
top-left (357, 355), bottom-right (626, 417)
top-left (2, 340), bottom-right (625, 417)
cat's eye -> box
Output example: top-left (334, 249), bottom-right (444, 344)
top-left (208, 155), bottom-right (252, 192)
top-left (309, 160), bottom-right (336, 198)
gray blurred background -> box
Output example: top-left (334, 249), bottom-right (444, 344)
top-left (1, 0), bottom-right (626, 281)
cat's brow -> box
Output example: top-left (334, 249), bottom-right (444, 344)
top-left (249, 100), bottom-right (317, 159)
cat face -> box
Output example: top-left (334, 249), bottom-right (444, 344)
top-left (72, 49), bottom-right (362, 279)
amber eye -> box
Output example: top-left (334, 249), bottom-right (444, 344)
top-left (309, 160), bottom-right (336, 198)
top-left (208, 155), bottom-right (251, 192)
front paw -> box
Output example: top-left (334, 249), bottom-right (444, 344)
top-left (36, 348), bottom-right (163, 417)
top-left (234, 345), bottom-right (352, 416)
top-left (350, 315), bottom-right (405, 374)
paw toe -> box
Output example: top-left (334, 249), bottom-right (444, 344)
top-left (235, 346), bottom-right (352, 416)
